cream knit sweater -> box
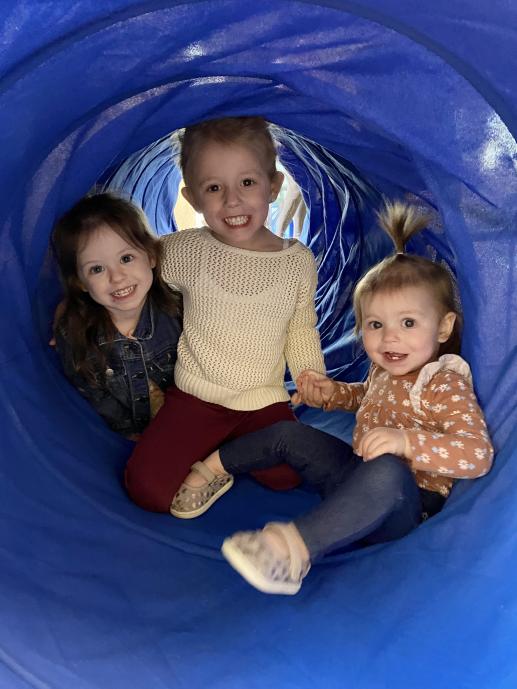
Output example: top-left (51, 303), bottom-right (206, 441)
top-left (161, 228), bottom-right (325, 410)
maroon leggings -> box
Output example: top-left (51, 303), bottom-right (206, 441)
top-left (125, 386), bottom-right (301, 512)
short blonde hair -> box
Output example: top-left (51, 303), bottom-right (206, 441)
top-left (353, 202), bottom-right (462, 355)
top-left (180, 116), bottom-right (278, 186)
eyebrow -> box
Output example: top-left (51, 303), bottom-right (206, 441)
top-left (196, 168), bottom-right (263, 187)
top-left (79, 245), bottom-right (135, 268)
top-left (363, 309), bottom-right (427, 318)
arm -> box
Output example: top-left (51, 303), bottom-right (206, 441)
top-left (284, 250), bottom-right (325, 380)
top-left (403, 371), bottom-right (493, 478)
top-left (55, 329), bottom-right (133, 437)
top-left (293, 369), bottom-right (367, 413)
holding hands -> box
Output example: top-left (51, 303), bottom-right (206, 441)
top-left (292, 369), bottom-right (335, 407)
top-left (293, 369), bottom-right (411, 463)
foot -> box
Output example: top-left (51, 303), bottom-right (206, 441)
top-left (170, 461), bottom-right (234, 519)
top-left (221, 522), bottom-right (310, 595)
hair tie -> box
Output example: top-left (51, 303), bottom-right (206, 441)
top-left (396, 250), bottom-right (405, 255)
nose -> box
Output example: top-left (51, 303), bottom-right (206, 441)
top-left (108, 264), bottom-right (126, 284)
top-left (381, 324), bottom-right (399, 343)
top-left (224, 186), bottom-right (242, 207)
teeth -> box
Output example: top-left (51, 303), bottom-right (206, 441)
top-left (385, 352), bottom-right (406, 360)
top-left (112, 285), bottom-right (135, 297)
top-left (225, 215), bottom-right (249, 226)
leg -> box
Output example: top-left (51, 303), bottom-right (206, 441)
top-left (229, 405), bottom-right (302, 492)
top-left (125, 387), bottom-right (242, 512)
top-left (221, 454), bottom-right (422, 594)
top-left (294, 454), bottom-right (422, 560)
top-left (174, 420), bottom-right (358, 518)
top-left (221, 420), bottom-right (360, 497)
top-left (170, 410), bottom-right (312, 519)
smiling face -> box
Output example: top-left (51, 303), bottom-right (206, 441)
top-left (181, 140), bottom-right (283, 250)
top-left (360, 285), bottom-right (456, 376)
top-left (76, 223), bottom-right (155, 332)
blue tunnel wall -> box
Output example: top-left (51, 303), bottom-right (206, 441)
top-left (1, 2), bottom-right (516, 688)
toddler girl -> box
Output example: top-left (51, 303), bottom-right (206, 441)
top-left (125, 116), bottom-right (325, 512)
top-left (53, 192), bottom-right (182, 438)
top-left (183, 202), bottom-right (493, 594)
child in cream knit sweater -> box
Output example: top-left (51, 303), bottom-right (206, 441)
top-left (125, 116), bottom-right (325, 513)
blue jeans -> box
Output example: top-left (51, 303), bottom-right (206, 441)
top-left (219, 420), bottom-right (438, 561)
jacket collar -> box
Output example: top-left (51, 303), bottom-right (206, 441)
top-left (98, 297), bottom-right (155, 345)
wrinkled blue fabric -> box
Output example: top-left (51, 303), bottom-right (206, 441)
top-left (0, 2), bottom-right (516, 688)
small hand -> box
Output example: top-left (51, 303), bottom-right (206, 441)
top-left (357, 427), bottom-right (410, 461)
top-left (292, 369), bottom-right (335, 408)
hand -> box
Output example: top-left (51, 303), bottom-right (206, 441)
top-left (292, 369), bottom-right (335, 408)
top-left (357, 427), bottom-right (410, 461)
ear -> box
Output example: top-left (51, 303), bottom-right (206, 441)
top-left (438, 312), bottom-right (456, 342)
top-left (269, 171), bottom-right (284, 203)
top-left (149, 255), bottom-right (157, 270)
top-left (181, 185), bottom-right (200, 212)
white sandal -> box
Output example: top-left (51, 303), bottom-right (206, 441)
top-left (221, 522), bottom-right (310, 595)
top-left (170, 461), bottom-right (234, 519)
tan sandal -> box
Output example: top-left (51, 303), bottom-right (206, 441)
top-left (170, 461), bottom-right (234, 519)
top-left (221, 522), bottom-right (310, 595)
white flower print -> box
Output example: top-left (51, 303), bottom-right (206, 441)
top-left (443, 421), bottom-right (455, 429)
top-left (387, 391), bottom-right (396, 403)
top-left (474, 447), bottom-right (488, 460)
top-left (451, 395), bottom-right (464, 403)
top-left (450, 440), bottom-right (464, 449)
top-left (437, 466), bottom-right (455, 474)
top-left (437, 384), bottom-right (451, 393)
top-left (432, 446), bottom-right (450, 459)
top-left (402, 399), bottom-right (411, 407)
top-left (432, 403), bottom-right (448, 414)
top-left (417, 434), bottom-right (426, 446)
top-left (416, 454), bottom-right (431, 464)
top-left (458, 459), bottom-right (476, 471)
top-left (402, 381), bottom-right (413, 391)
top-left (457, 381), bottom-right (466, 390)
top-left (461, 413), bottom-right (474, 426)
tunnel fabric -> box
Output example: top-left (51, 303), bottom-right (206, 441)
top-left (0, 2), bottom-right (516, 689)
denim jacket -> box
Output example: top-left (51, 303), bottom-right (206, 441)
top-left (56, 297), bottom-right (182, 437)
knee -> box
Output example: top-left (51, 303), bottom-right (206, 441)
top-left (124, 456), bottom-right (172, 513)
top-left (261, 420), bottom-right (301, 453)
top-left (363, 454), bottom-right (417, 499)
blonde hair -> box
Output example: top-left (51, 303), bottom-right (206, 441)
top-left (353, 201), bottom-right (462, 355)
top-left (179, 116), bottom-right (278, 186)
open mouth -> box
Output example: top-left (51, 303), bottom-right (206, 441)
top-left (111, 285), bottom-right (136, 298)
top-left (224, 215), bottom-right (250, 227)
top-left (383, 352), bottom-right (408, 362)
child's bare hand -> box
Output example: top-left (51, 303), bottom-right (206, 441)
top-left (357, 428), bottom-right (410, 461)
top-left (292, 369), bottom-right (335, 408)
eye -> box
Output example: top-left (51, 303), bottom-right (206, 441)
top-left (403, 318), bottom-right (415, 328)
top-left (206, 183), bottom-right (220, 193)
top-left (88, 264), bottom-right (104, 275)
top-left (241, 178), bottom-right (255, 187)
top-left (367, 320), bottom-right (382, 330)
top-left (120, 254), bottom-right (134, 264)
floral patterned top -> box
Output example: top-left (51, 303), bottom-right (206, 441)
top-left (323, 355), bottom-right (493, 496)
